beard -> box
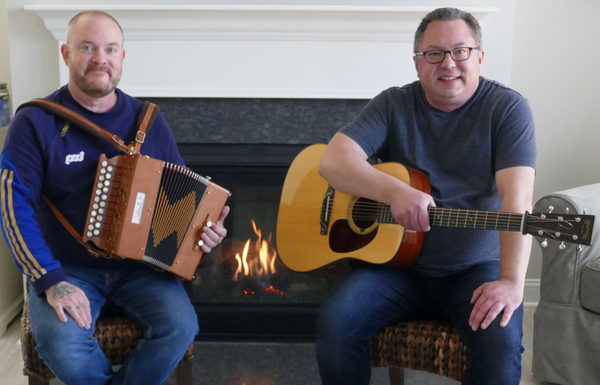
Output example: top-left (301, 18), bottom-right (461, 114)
top-left (71, 64), bottom-right (121, 98)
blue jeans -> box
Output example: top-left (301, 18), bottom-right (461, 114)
top-left (315, 261), bottom-right (524, 385)
top-left (28, 262), bottom-right (199, 385)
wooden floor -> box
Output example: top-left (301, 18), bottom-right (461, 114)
top-left (0, 307), bottom-right (545, 385)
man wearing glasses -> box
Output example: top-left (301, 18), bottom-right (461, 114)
top-left (316, 7), bottom-right (536, 385)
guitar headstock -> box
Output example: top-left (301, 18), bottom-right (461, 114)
top-left (525, 212), bottom-right (595, 246)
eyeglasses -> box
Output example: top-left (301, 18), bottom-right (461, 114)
top-left (414, 47), bottom-right (480, 64)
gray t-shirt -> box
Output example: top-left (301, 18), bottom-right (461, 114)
top-left (339, 76), bottom-right (537, 276)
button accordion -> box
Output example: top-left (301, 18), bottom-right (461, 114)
top-left (82, 154), bottom-right (230, 280)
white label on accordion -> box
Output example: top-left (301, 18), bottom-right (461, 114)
top-left (132, 192), bottom-right (147, 224)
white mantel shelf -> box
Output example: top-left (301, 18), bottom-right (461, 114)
top-left (26, 5), bottom-right (498, 42)
top-left (26, 5), bottom-right (499, 99)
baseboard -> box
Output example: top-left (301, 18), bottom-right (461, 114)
top-left (523, 278), bottom-right (540, 308)
top-left (0, 294), bottom-right (24, 338)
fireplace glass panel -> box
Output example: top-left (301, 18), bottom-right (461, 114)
top-left (187, 154), bottom-right (329, 307)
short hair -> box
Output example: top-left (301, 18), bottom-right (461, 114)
top-left (413, 8), bottom-right (482, 53)
top-left (66, 10), bottom-right (124, 45)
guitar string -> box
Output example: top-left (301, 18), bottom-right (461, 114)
top-left (324, 199), bottom-right (582, 220)
top-left (344, 206), bottom-right (579, 237)
top-left (344, 201), bottom-right (581, 222)
top-left (344, 202), bottom-right (524, 221)
top-left (324, 200), bottom-right (581, 235)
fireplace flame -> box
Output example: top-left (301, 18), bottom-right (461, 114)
top-left (234, 219), bottom-right (278, 283)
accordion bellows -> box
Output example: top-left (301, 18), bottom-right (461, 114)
top-left (83, 154), bottom-right (230, 280)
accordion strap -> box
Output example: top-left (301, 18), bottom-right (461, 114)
top-left (41, 195), bottom-right (114, 259)
top-left (131, 101), bottom-right (159, 155)
top-left (18, 99), bottom-right (132, 154)
top-left (17, 99), bottom-right (160, 156)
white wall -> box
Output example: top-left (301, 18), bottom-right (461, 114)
top-left (0, 0), bottom-right (25, 338)
top-left (5, 0), bottom-right (600, 305)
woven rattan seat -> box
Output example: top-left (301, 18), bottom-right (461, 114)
top-left (21, 297), bottom-right (193, 385)
top-left (369, 319), bottom-right (467, 384)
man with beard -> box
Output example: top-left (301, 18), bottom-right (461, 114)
top-left (315, 7), bottom-right (536, 385)
top-left (0, 10), bottom-right (229, 385)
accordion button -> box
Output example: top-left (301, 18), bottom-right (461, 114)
top-left (198, 240), bottom-right (204, 247)
top-left (98, 208), bottom-right (105, 214)
top-left (106, 173), bottom-right (112, 179)
top-left (97, 182), bottom-right (103, 188)
top-left (101, 160), bottom-right (108, 167)
top-left (93, 203), bottom-right (99, 210)
top-left (91, 210), bottom-right (97, 217)
top-left (101, 194), bottom-right (108, 200)
top-left (93, 230), bottom-right (100, 236)
top-left (206, 221), bottom-right (213, 228)
top-left (104, 180), bottom-right (110, 187)
top-left (94, 196), bottom-right (100, 203)
top-left (88, 224), bottom-right (94, 231)
top-left (86, 231), bottom-right (93, 237)
top-left (100, 168), bottom-right (106, 174)
top-left (89, 217), bottom-right (95, 223)
top-left (95, 223), bottom-right (102, 229)
top-left (107, 166), bottom-right (114, 172)
top-left (97, 215), bottom-right (103, 221)
top-left (95, 189), bottom-right (102, 195)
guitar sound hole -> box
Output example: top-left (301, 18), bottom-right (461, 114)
top-left (352, 197), bottom-right (378, 232)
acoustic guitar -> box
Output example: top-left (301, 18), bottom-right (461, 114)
top-left (276, 144), bottom-right (595, 273)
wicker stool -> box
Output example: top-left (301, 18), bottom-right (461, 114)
top-left (369, 319), bottom-right (467, 385)
top-left (21, 298), bottom-right (194, 385)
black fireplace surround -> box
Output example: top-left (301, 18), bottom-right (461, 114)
top-left (141, 97), bottom-right (368, 341)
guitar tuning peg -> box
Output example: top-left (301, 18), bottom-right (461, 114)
top-left (565, 207), bottom-right (569, 214)
top-left (583, 208), bottom-right (587, 215)
top-left (548, 206), bottom-right (554, 213)
top-left (577, 245), bottom-right (584, 252)
top-left (541, 239), bottom-right (548, 248)
top-left (559, 241), bottom-right (566, 250)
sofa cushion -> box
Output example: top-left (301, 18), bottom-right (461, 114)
top-left (581, 256), bottom-right (600, 314)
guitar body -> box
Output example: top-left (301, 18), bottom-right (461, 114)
top-left (276, 144), bottom-right (431, 273)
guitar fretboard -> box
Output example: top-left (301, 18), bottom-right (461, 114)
top-left (378, 206), bottom-right (524, 232)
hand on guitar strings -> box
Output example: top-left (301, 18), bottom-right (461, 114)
top-left (199, 205), bottom-right (230, 253)
top-left (389, 186), bottom-right (435, 232)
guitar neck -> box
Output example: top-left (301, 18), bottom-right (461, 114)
top-left (379, 206), bottom-right (525, 233)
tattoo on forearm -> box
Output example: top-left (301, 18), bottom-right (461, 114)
top-left (52, 284), bottom-right (76, 299)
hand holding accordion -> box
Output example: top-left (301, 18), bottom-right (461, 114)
top-left (83, 153), bottom-right (231, 280)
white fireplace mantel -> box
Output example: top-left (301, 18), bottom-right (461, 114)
top-left (26, 5), bottom-right (499, 99)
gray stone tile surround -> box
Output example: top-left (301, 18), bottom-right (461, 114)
top-left (140, 98), bottom-right (369, 145)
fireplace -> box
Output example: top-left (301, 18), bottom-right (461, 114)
top-left (141, 97), bottom-right (368, 341)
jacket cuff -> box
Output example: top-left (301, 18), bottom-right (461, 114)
top-left (32, 268), bottom-right (68, 296)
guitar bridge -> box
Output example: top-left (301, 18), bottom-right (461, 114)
top-left (320, 185), bottom-right (335, 235)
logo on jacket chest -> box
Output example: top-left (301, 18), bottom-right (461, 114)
top-left (65, 151), bottom-right (85, 165)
